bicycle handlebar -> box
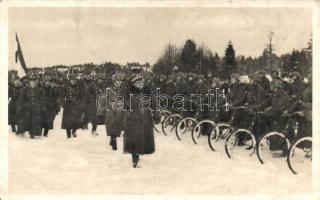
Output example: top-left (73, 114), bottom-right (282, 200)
top-left (282, 111), bottom-right (304, 117)
top-left (229, 106), bottom-right (263, 115)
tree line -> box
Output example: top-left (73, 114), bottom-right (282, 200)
top-left (152, 34), bottom-right (312, 79)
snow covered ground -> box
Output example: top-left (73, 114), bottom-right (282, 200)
top-left (8, 111), bottom-right (311, 196)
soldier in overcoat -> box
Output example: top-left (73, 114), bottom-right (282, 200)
top-left (123, 76), bottom-right (160, 168)
top-left (42, 76), bottom-right (60, 137)
top-left (61, 76), bottom-right (83, 138)
top-left (17, 76), bottom-right (45, 138)
top-left (229, 73), bottom-right (248, 128)
top-left (83, 75), bottom-right (101, 135)
top-left (9, 77), bottom-right (22, 133)
top-left (245, 73), bottom-right (271, 139)
top-left (104, 73), bottom-right (125, 150)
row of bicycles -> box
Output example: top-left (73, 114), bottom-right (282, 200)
top-left (156, 107), bottom-right (312, 175)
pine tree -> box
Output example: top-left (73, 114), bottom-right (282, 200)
top-left (180, 39), bottom-right (200, 73)
top-left (222, 41), bottom-right (236, 79)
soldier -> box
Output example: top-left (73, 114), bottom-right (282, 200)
top-left (246, 73), bottom-right (270, 111)
top-left (9, 77), bottom-right (22, 133)
top-left (245, 73), bottom-right (270, 139)
top-left (17, 76), bottom-right (45, 139)
top-left (209, 77), bottom-right (229, 122)
top-left (263, 79), bottom-right (290, 153)
top-left (229, 73), bottom-right (248, 128)
top-left (144, 73), bottom-right (155, 91)
top-left (78, 74), bottom-right (89, 130)
top-left (287, 71), bottom-right (305, 99)
top-left (175, 74), bottom-right (188, 95)
top-left (256, 70), bottom-right (271, 93)
top-left (156, 74), bottom-right (167, 90)
top-left (123, 76), bottom-right (160, 168)
top-left (83, 74), bottom-right (100, 136)
top-left (161, 76), bottom-right (176, 112)
top-left (93, 74), bottom-right (107, 132)
top-left (41, 76), bottom-right (60, 137)
top-left (194, 76), bottom-right (211, 135)
top-left (185, 74), bottom-right (198, 117)
top-left (286, 71), bottom-right (312, 138)
top-left (270, 68), bottom-right (280, 80)
top-left (206, 72), bottom-right (213, 86)
top-left (61, 75), bottom-right (83, 138)
top-left (264, 79), bottom-right (289, 131)
top-left (105, 72), bottom-right (124, 150)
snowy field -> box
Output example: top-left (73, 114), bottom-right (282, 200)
top-left (9, 110), bottom-right (311, 196)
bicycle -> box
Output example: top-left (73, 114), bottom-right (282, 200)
top-left (153, 110), bottom-right (171, 133)
top-left (161, 112), bottom-right (183, 136)
top-left (175, 116), bottom-right (198, 140)
top-left (208, 122), bottom-right (234, 152)
top-left (191, 119), bottom-right (216, 144)
top-left (256, 111), bottom-right (303, 164)
top-left (287, 136), bottom-right (312, 175)
top-left (224, 106), bottom-right (263, 159)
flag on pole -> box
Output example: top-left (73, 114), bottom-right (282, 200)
top-left (15, 33), bottom-right (28, 76)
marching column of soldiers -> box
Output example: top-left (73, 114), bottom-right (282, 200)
top-left (8, 67), bottom-right (312, 166)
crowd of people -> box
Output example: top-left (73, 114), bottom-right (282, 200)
top-left (8, 66), bottom-right (312, 167)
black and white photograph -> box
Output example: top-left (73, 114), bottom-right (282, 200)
top-left (0, 0), bottom-right (319, 199)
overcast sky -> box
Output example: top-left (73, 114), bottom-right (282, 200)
top-left (9, 7), bottom-right (312, 69)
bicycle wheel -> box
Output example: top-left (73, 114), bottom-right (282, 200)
top-left (287, 137), bottom-right (312, 175)
top-left (160, 110), bottom-right (171, 123)
top-left (256, 132), bottom-right (290, 164)
top-left (225, 128), bottom-right (256, 159)
top-left (175, 117), bottom-right (197, 140)
top-left (208, 123), bottom-right (232, 152)
top-left (161, 114), bottom-right (182, 136)
top-left (191, 120), bottom-right (215, 144)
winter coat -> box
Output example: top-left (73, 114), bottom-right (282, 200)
top-left (264, 88), bottom-right (289, 117)
top-left (229, 82), bottom-right (247, 107)
top-left (83, 80), bottom-right (104, 125)
top-left (263, 88), bottom-right (289, 132)
top-left (300, 84), bottom-right (312, 122)
top-left (42, 85), bottom-right (60, 129)
top-left (105, 82), bottom-right (125, 137)
top-left (288, 79), bottom-right (305, 98)
top-left (123, 86), bottom-right (160, 155)
top-left (94, 82), bottom-right (107, 125)
top-left (229, 82), bottom-right (249, 128)
top-left (8, 85), bottom-right (21, 125)
top-left (17, 85), bottom-right (45, 135)
top-left (246, 83), bottom-right (270, 111)
top-left (61, 83), bottom-right (84, 129)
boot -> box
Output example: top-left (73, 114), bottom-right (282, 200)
top-left (132, 154), bottom-right (140, 168)
top-left (66, 129), bottom-right (71, 138)
top-left (43, 128), bottom-right (49, 137)
top-left (112, 142), bottom-right (117, 150)
top-left (111, 137), bottom-right (117, 150)
top-left (11, 125), bottom-right (16, 133)
top-left (92, 125), bottom-right (99, 136)
top-left (72, 129), bottom-right (77, 137)
top-left (30, 132), bottom-right (35, 139)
